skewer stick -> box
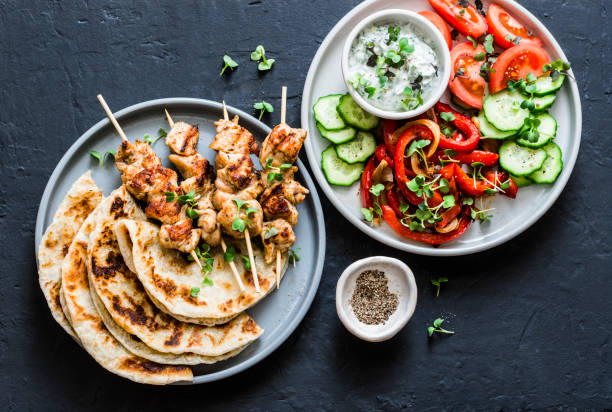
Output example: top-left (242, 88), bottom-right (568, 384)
top-left (164, 108), bottom-right (174, 128)
top-left (97, 94), bottom-right (128, 142)
top-left (222, 100), bottom-right (260, 292)
top-left (220, 238), bottom-right (246, 292)
top-left (280, 86), bottom-right (287, 124)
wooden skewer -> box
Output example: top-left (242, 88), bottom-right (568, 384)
top-left (97, 94), bottom-right (128, 142)
top-left (165, 109), bottom-right (245, 292)
top-left (222, 101), bottom-right (260, 293)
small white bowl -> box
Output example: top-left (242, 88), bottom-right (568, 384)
top-left (341, 9), bottom-right (451, 120)
top-left (336, 256), bottom-right (417, 342)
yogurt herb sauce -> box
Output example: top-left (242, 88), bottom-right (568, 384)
top-left (348, 22), bottom-right (440, 112)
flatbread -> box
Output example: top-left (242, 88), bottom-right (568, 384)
top-left (115, 219), bottom-right (287, 323)
top-left (86, 188), bottom-right (263, 357)
top-left (38, 171), bottom-right (103, 339)
top-left (60, 188), bottom-right (193, 384)
top-left (89, 279), bottom-right (247, 365)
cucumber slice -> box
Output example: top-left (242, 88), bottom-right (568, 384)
top-left (510, 174), bottom-right (533, 188)
top-left (475, 111), bottom-right (516, 139)
top-left (335, 131), bottom-right (376, 164)
top-left (532, 94), bottom-right (557, 113)
top-left (516, 113), bottom-right (557, 149)
top-left (483, 89), bottom-right (530, 132)
top-left (533, 75), bottom-right (565, 97)
top-left (316, 122), bottom-right (357, 144)
top-left (499, 140), bottom-right (548, 176)
top-left (528, 142), bottom-right (563, 184)
top-left (321, 146), bottom-right (364, 186)
top-left (313, 94), bottom-right (346, 131)
top-left (337, 94), bottom-right (380, 131)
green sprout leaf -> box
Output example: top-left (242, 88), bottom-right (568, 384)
top-left (369, 183), bottom-right (385, 197)
top-left (224, 245), bottom-right (235, 262)
top-left (439, 111), bottom-right (455, 122)
top-left (430, 277), bottom-right (449, 297)
top-left (190, 287), bottom-right (200, 297)
top-left (220, 55), bottom-right (238, 76)
top-left (253, 101), bottom-right (274, 120)
top-left (264, 227), bottom-right (279, 239)
top-left (361, 207), bottom-right (374, 222)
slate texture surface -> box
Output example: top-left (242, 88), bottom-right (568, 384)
top-left (1, 0), bottom-right (611, 410)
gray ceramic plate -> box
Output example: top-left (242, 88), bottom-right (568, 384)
top-left (35, 98), bottom-right (326, 384)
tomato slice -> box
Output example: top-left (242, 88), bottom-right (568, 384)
top-left (428, 0), bottom-right (488, 38)
top-left (489, 44), bottom-right (550, 94)
top-left (486, 4), bottom-right (542, 49)
top-left (418, 10), bottom-right (452, 50)
top-left (449, 42), bottom-right (486, 109)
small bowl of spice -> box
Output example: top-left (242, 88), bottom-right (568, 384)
top-left (336, 256), bottom-right (417, 342)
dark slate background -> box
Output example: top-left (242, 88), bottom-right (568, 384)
top-left (1, 0), bottom-right (610, 410)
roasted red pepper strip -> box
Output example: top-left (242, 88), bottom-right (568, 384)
top-left (382, 205), bottom-right (471, 245)
top-left (485, 171), bottom-right (518, 199)
top-left (439, 163), bottom-right (459, 196)
top-left (435, 102), bottom-right (480, 152)
top-left (437, 204), bottom-right (462, 229)
top-left (453, 163), bottom-right (493, 197)
top-left (435, 150), bottom-right (499, 166)
top-left (360, 156), bottom-right (377, 208)
top-left (382, 119), bottom-right (399, 156)
top-left (375, 144), bottom-right (394, 167)
top-left (386, 187), bottom-right (404, 217)
top-left (394, 125), bottom-right (435, 203)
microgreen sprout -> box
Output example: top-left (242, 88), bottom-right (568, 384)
top-left (90, 149), bottom-right (115, 168)
top-left (369, 183), bottom-right (385, 197)
top-left (427, 318), bottom-right (454, 337)
top-left (142, 128), bottom-right (167, 145)
top-left (386, 26), bottom-right (400, 44)
top-left (220, 55), bottom-right (238, 76)
top-left (288, 248), bottom-right (301, 267)
top-left (224, 245), bottom-right (236, 262)
top-left (430, 277), bottom-right (449, 297)
top-left (264, 157), bottom-right (292, 183)
top-left (406, 139), bottom-right (431, 170)
top-left (190, 287), bottom-right (200, 297)
top-left (505, 34), bottom-right (522, 45)
top-left (240, 254), bottom-right (251, 270)
top-left (264, 227), bottom-right (279, 239)
top-left (253, 101), bottom-right (274, 120)
top-left (543, 59), bottom-right (572, 81)
top-left (187, 244), bottom-right (215, 284)
top-left (251, 45), bottom-right (275, 71)
top-left (231, 198), bottom-right (258, 232)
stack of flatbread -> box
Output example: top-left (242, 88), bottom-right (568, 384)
top-left (37, 172), bottom-right (287, 384)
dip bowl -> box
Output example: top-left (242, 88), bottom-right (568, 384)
top-left (341, 9), bottom-right (451, 120)
top-left (336, 256), bottom-right (418, 342)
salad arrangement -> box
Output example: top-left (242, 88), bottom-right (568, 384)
top-left (313, 1), bottom-right (571, 245)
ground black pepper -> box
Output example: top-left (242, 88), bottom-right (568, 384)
top-left (349, 270), bottom-right (399, 325)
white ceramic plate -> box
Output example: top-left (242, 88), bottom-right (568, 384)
top-left (35, 98), bottom-right (326, 384)
top-left (301, 0), bottom-right (581, 256)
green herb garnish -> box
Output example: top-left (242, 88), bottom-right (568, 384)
top-left (427, 318), bottom-right (454, 337)
top-left (220, 55), bottom-right (238, 76)
top-left (430, 277), bottom-right (448, 297)
top-left (90, 150), bottom-right (115, 168)
top-left (251, 45), bottom-right (275, 71)
top-left (288, 248), bottom-right (300, 267)
top-left (253, 101), bottom-right (274, 120)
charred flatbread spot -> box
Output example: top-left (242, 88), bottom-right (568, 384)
top-left (62, 243), bottom-right (70, 257)
top-left (151, 273), bottom-right (178, 298)
top-left (180, 286), bottom-right (207, 306)
top-left (91, 252), bottom-right (126, 280)
top-left (163, 329), bottom-right (183, 347)
top-left (120, 358), bottom-right (189, 374)
top-left (241, 318), bottom-right (258, 334)
top-left (111, 295), bottom-right (150, 327)
top-left (110, 197), bottom-right (126, 217)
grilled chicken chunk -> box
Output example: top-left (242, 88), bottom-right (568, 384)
top-left (260, 186), bottom-right (299, 226)
top-left (158, 219), bottom-right (202, 253)
top-left (216, 155), bottom-right (259, 192)
top-left (217, 199), bottom-right (263, 239)
top-left (261, 166), bottom-right (309, 203)
top-left (259, 123), bottom-right (307, 167)
top-left (169, 153), bottom-right (213, 180)
top-left (212, 180), bottom-right (263, 210)
top-left (211, 116), bottom-right (259, 155)
top-left (115, 140), bottom-right (162, 184)
top-left (196, 209), bottom-right (221, 247)
top-left (127, 166), bottom-right (179, 201)
top-left (165, 121), bottom-right (199, 156)
top-left (144, 195), bottom-right (183, 225)
top-left (261, 219), bottom-right (295, 264)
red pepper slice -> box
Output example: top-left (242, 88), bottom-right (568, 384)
top-left (435, 102), bottom-right (480, 153)
top-left (485, 171), bottom-right (518, 199)
top-left (437, 204), bottom-right (462, 229)
top-left (394, 125), bottom-right (435, 203)
top-left (383, 119), bottom-right (399, 155)
top-left (360, 156), bottom-right (377, 208)
top-left (386, 187), bottom-right (404, 217)
top-left (375, 144), bottom-right (394, 167)
top-left (435, 150), bottom-right (499, 166)
top-left (382, 205), bottom-right (471, 245)
top-left (453, 163), bottom-right (493, 197)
